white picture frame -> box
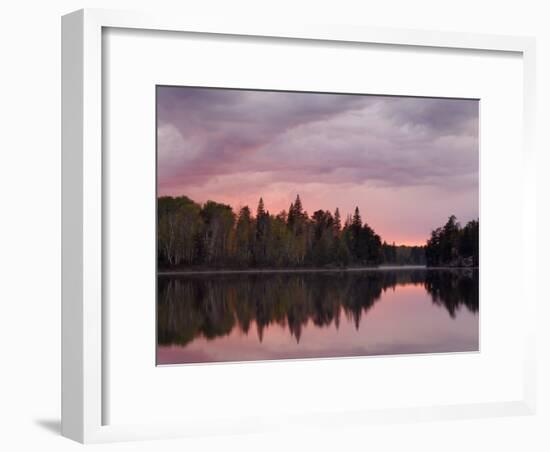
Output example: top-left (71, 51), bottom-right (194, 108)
top-left (62, 8), bottom-right (537, 443)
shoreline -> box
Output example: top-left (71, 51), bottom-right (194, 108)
top-left (157, 265), bottom-right (478, 276)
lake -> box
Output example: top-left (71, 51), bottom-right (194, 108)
top-left (157, 268), bottom-right (478, 365)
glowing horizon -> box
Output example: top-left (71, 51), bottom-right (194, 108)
top-left (157, 86), bottom-right (478, 245)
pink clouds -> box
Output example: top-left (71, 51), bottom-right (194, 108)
top-left (157, 86), bottom-right (478, 245)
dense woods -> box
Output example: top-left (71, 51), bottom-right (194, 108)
top-left (158, 194), bottom-right (426, 270)
top-left (158, 195), bottom-right (478, 270)
top-left (425, 215), bottom-right (479, 267)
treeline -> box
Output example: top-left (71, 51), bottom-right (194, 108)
top-left (382, 243), bottom-right (426, 266)
top-left (158, 194), bottom-right (425, 269)
top-left (425, 215), bottom-right (479, 267)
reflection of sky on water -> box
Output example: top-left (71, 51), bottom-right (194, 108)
top-left (157, 283), bottom-right (478, 365)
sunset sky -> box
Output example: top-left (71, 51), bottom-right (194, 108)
top-left (157, 86), bottom-right (478, 246)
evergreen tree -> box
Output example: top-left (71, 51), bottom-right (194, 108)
top-left (294, 194), bottom-right (303, 214)
top-left (257, 197), bottom-right (266, 217)
top-left (254, 198), bottom-right (270, 264)
top-left (350, 207), bottom-right (363, 261)
top-left (333, 208), bottom-right (342, 234)
top-left (426, 215), bottom-right (478, 267)
top-left (287, 202), bottom-right (294, 227)
top-left (352, 207), bottom-right (362, 228)
top-left (235, 206), bottom-right (254, 265)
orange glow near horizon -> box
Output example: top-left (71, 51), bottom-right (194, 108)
top-left (157, 87), bottom-right (478, 246)
top-left (158, 192), bottom-right (432, 246)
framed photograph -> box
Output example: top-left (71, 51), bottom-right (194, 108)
top-left (62, 9), bottom-right (537, 443)
top-left (155, 85), bottom-right (480, 365)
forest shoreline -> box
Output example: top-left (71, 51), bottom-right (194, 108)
top-left (158, 195), bottom-right (478, 270)
top-left (158, 265), bottom-right (478, 276)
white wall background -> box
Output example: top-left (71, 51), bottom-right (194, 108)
top-left (0, 1), bottom-right (548, 450)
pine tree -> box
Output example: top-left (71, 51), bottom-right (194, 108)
top-left (294, 194), bottom-right (303, 215)
top-left (288, 194), bottom-right (306, 235)
top-left (334, 208), bottom-right (341, 234)
top-left (257, 197), bottom-right (266, 218)
top-left (352, 206), bottom-right (362, 227)
top-left (236, 206), bottom-right (253, 265)
top-left (287, 202), bottom-right (295, 229)
top-left (254, 198), bottom-right (270, 264)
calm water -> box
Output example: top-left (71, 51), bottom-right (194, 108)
top-left (157, 268), bottom-right (478, 364)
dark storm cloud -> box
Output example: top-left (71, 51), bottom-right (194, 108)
top-left (157, 87), bottom-right (477, 192)
top-left (157, 87), bottom-right (371, 187)
top-left (378, 96), bottom-right (478, 135)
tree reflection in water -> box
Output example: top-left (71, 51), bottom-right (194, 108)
top-left (157, 269), bottom-right (478, 347)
